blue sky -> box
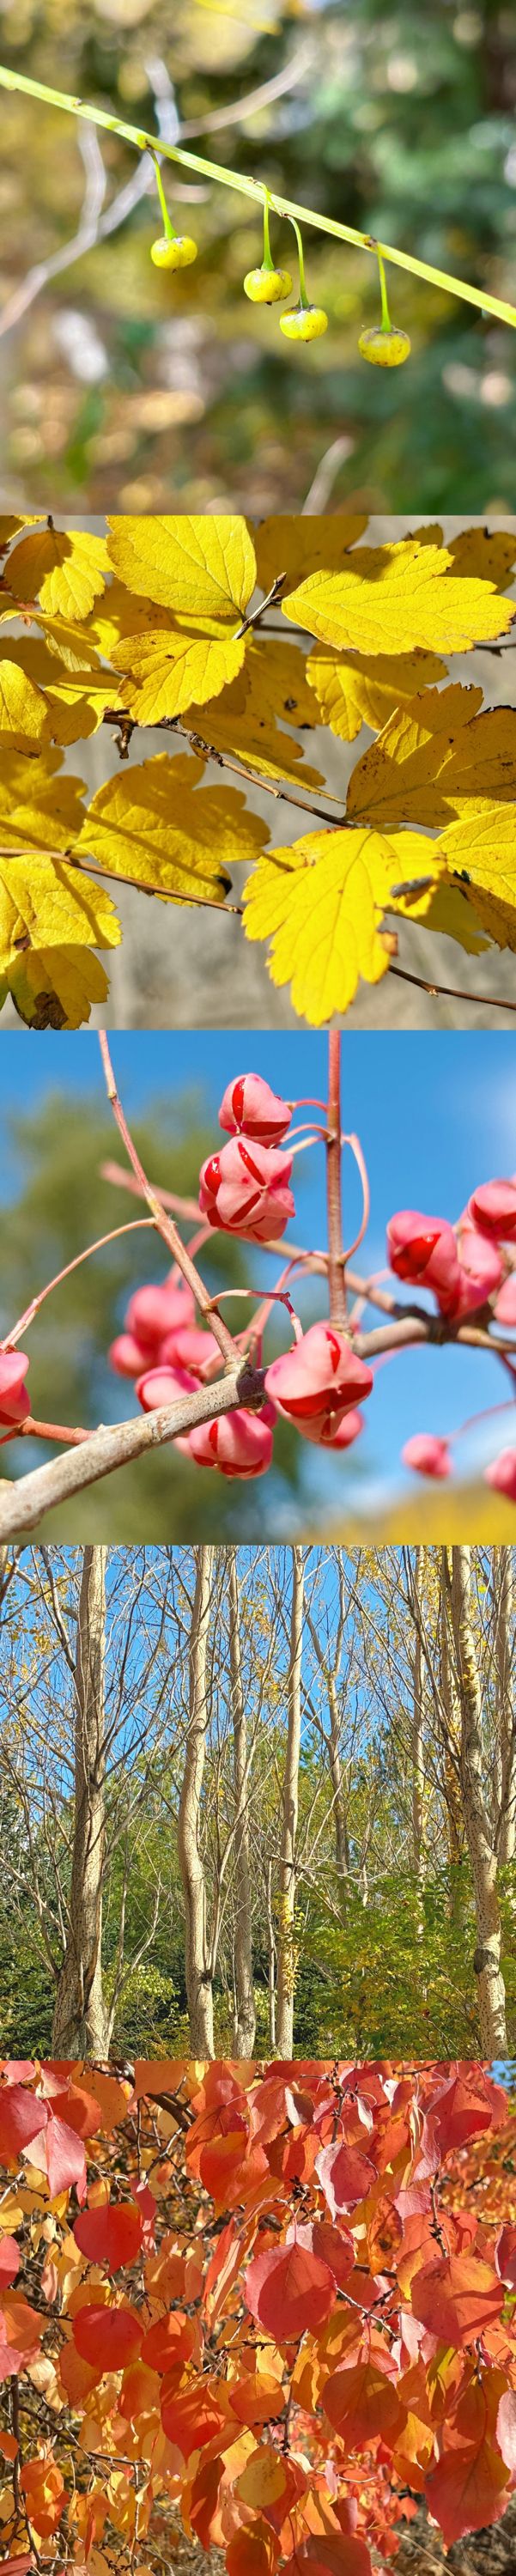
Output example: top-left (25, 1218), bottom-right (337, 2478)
top-left (2, 1028), bottom-right (516, 1505)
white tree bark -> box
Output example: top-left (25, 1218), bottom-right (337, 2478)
top-left (178, 1546), bottom-right (215, 2057)
top-left (495, 1546), bottom-right (516, 1870)
top-left (276, 1546), bottom-right (305, 2057)
top-left (228, 1549), bottom-right (256, 2057)
top-left (450, 1546), bottom-right (508, 2055)
top-left (52, 1546), bottom-right (110, 2057)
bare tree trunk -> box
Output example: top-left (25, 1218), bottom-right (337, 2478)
top-left (450, 1546), bottom-right (507, 2055)
top-left (439, 1547), bottom-right (465, 1924)
top-left (265, 1856), bottom-right (276, 2050)
top-left (326, 1670), bottom-right (349, 1883)
top-left (276, 1546), bottom-right (304, 2057)
top-left (178, 1546), bottom-right (215, 2057)
top-left (52, 1547), bottom-right (109, 2057)
top-left (228, 1550), bottom-right (256, 2057)
top-left (495, 1546), bottom-right (516, 1870)
top-left (411, 1548), bottom-right (424, 1936)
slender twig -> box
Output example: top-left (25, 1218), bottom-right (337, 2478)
top-left (1, 66), bottom-right (515, 330)
top-left (98, 1031), bottom-right (237, 1365)
top-left (387, 962), bottom-right (516, 1015)
top-left (100, 709), bottom-right (347, 824)
top-left (325, 1031), bottom-right (347, 1328)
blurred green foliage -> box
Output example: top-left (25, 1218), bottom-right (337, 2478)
top-left (0, 0), bottom-right (515, 509)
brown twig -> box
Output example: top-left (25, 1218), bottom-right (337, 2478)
top-left (325, 1030), bottom-right (347, 1327)
top-left (98, 1031), bottom-right (237, 1366)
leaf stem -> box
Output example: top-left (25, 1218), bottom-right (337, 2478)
top-left (1, 64), bottom-right (515, 330)
top-left (152, 149), bottom-right (175, 241)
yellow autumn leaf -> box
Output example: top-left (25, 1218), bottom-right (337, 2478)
top-left (243, 824), bottom-right (436, 1022)
top-left (387, 870), bottom-right (490, 956)
top-left (79, 752), bottom-right (266, 899)
top-left (7, 526), bottom-right (109, 622)
top-left (346, 680), bottom-right (516, 828)
top-left (0, 657), bottom-right (51, 752)
top-left (254, 512), bottom-right (367, 598)
top-left (307, 644), bottom-right (447, 744)
top-left (433, 805), bottom-right (516, 951)
top-left (284, 540), bottom-right (515, 656)
top-left (2, 945), bottom-right (110, 1030)
top-left (106, 514), bottom-right (256, 619)
top-left (87, 577), bottom-right (163, 663)
top-left (0, 851), bottom-right (119, 969)
top-left (447, 526), bottom-right (516, 588)
top-left (235, 2446), bottom-right (287, 2509)
top-left (190, 638), bottom-right (324, 787)
top-left (33, 612), bottom-right (110, 677)
top-left (109, 618), bottom-right (248, 725)
top-left (0, 513), bottom-right (36, 550)
top-left (0, 639), bottom-right (114, 744)
top-left (103, 519), bottom-right (258, 724)
top-left (0, 750), bottom-right (86, 850)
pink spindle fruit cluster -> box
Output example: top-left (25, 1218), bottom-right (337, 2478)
top-left (392, 1181), bottom-right (516, 1492)
top-left (9, 1077), bottom-right (514, 1497)
top-left (105, 1073), bottom-right (373, 1479)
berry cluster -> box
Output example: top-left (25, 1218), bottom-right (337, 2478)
top-left (149, 175), bottom-right (410, 366)
top-left (393, 1183), bottom-right (516, 1494)
top-left (3, 1060), bottom-right (516, 1503)
top-left (108, 1070), bottom-right (371, 1481)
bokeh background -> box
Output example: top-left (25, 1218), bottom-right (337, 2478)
top-left (0, 0), bottom-right (515, 513)
top-left (3, 1026), bottom-right (516, 1539)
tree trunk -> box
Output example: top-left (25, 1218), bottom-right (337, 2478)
top-left (411, 1548), bottom-right (424, 1935)
top-left (276, 1546), bottom-right (304, 2057)
top-left (439, 1546), bottom-right (468, 1934)
top-left (52, 1546), bottom-right (110, 2057)
top-left (495, 1546), bottom-right (516, 1869)
top-left (265, 1856), bottom-right (276, 2050)
top-left (450, 1546), bottom-right (507, 2055)
top-left (228, 1550), bottom-right (256, 2057)
top-left (178, 1546), bottom-right (215, 2057)
top-left (326, 1671), bottom-right (349, 1884)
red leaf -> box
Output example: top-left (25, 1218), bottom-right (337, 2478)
top-left (495, 2224), bottom-right (516, 2288)
top-left (0, 2293), bottom-right (42, 2379)
top-left (323, 2360), bottom-right (406, 2450)
top-left (244, 2239), bottom-right (336, 2339)
top-left (424, 2069), bottom-right (508, 2157)
top-left (316, 2143), bottom-right (376, 2216)
top-left (496, 2388), bottom-right (516, 2475)
top-left (424, 2436), bottom-right (510, 2545)
top-left (410, 2253), bottom-right (504, 2348)
top-left (141, 2312), bottom-right (196, 2373)
top-left (72, 2302), bottom-right (143, 2372)
top-left (0, 2237), bottom-right (21, 2287)
top-left (291, 2541), bottom-right (372, 2576)
top-left (161, 2383), bottom-right (227, 2458)
top-left (74, 2200), bottom-right (143, 2269)
top-left (0, 2086), bottom-right (46, 2164)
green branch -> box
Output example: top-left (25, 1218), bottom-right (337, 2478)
top-left (1, 63), bottom-right (516, 331)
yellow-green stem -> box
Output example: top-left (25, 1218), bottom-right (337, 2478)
top-left (1, 64), bottom-right (515, 329)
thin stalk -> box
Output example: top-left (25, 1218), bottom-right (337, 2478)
top-left (98, 1032), bottom-right (237, 1365)
top-left (1, 66), bottom-right (515, 330)
top-left (326, 1030), bottom-right (347, 1328)
top-left (152, 150), bottom-right (175, 241)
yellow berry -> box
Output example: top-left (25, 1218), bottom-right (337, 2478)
top-left (280, 305), bottom-right (328, 342)
top-left (244, 263), bottom-right (293, 304)
top-left (358, 323), bottom-right (411, 368)
top-left (150, 234), bottom-right (198, 270)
